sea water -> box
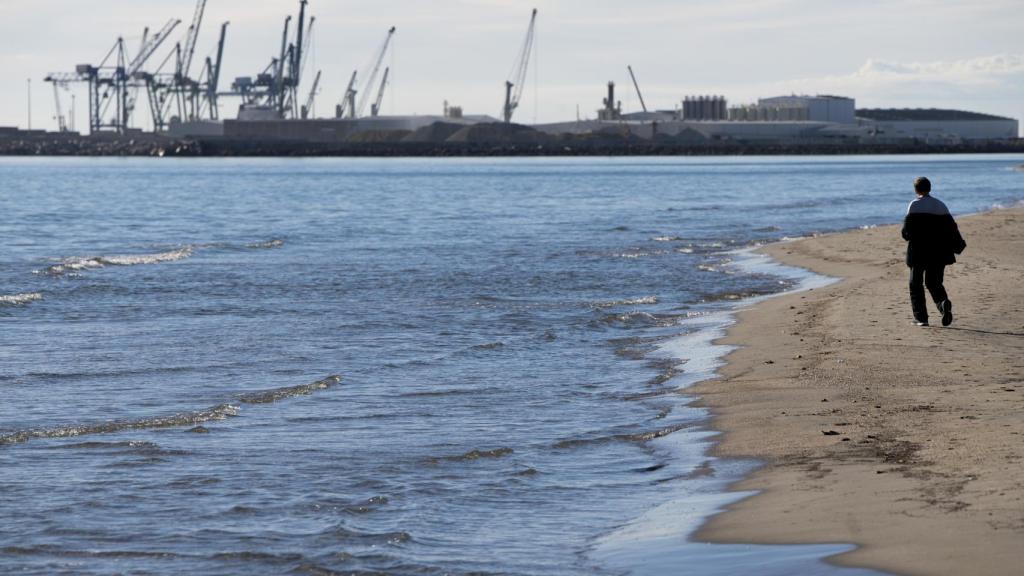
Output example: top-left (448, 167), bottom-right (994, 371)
top-left (1, 155), bottom-right (1022, 575)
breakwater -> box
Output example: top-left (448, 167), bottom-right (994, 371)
top-left (2, 132), bottom-right (1022, 157)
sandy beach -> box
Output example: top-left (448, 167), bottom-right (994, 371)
top-left (692, 207), bottom-right (1024, 575)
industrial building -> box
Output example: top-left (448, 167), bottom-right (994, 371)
top-left (856, 109), bottom-right (1019, 142)
top-left (682, 96), bottom-right (728, 121)
top-left (729, 95), bottom-right (855, 123)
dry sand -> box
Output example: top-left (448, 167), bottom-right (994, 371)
top-left (691, 207), bottom-right (1024, 576)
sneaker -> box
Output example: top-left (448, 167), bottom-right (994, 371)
top-left (941, 300), bottom-right (953, 327)
top-left (915, 320), bottom-right (929, 327)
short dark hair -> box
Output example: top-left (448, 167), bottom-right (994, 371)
top-left (914, 177), bottom-right (931, 195)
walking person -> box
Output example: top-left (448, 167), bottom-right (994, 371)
top-left (901, 177), bottom-right (966, 326)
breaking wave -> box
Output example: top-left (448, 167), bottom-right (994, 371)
top-left (236, 375), bottom-right (341, 404)
top-left (0, 292), bottom-right (43, 306)
top-left (598, 310), bottom-right (682, 329)
top-left (592, 295), bottom-right (658, 309)
top-left (0, 375), bottom-right (341, 447)
top-left (39, 247), bottom-right (194, 276)
top-left (428, 447), bottom-right (515, 463)
top-left (0, 404), bottom-right (240, 446)
top-left (552, 423), bottom-right (691, 449)
top-left (37, 238), bottom-right (285, 277)
top-left (247, 238), bottom-right (285, 249)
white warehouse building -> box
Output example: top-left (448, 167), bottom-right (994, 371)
top-left (756, 95), bottom-right (856, 123)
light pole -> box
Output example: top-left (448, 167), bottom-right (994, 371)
top-left (27, 78), bottom-right (32, 130)
top-left (71, 93), bottom-right (77, 133)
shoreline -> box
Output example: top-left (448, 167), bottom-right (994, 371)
top-left (690, 207), bottom-right (1024, 575)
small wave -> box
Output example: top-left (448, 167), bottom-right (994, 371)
top-left (651, 235), bottom-right (683, 242)
top-left (989, 199), bottom-right (1024, 210)
top-left (1, 546), bottom-right (181, 560)
top-left (700, 284), bottom-right (790, 303)
top-left (345, 495), bottom-right (390, 515)
top-left (622, 387), bottom-right (681, 401)
top-left (397, 387), bottom-right (501, 398)
top-left (210, 551), bottom-right (306, 563)
top-left (697, 263), bottom-right (733, 274)
top-left (553, 423), bottom-right (691, 449)
top-left (592, 295), bottom-right (658, 309)
top-left (612, 249), bottom-right (668, 259)
top-left (599, 311), bottom-right (681, 329)
top-left (321, 527), bottom-right (413, 546)
top-left (0, 404), bottom-right (240, 446)
top-left (39, 247), bottom-right (193, 276)
top-left (577, 248), bottom-right (668, 259)
top-left (428, 447), bottom-right (514, 463)
top-left (0, 292), bottom-right (42, 306)
top-left (236, 375), bottom-right (341, 404)
top-left (247, 238), bottom-right (285, 249)
top-left (471, 341), bottom-right (505, 351)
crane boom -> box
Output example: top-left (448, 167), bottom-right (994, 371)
top-left (302, 69), bottom-right (321, 119)
top-left (180, 0), bottom-right (208, 78)
top-left (337, 70), bottom-right (357, 118)
top-left (627, 65), bottom-right (648, 113)
top-left (299, 16), bottom-right (316, 81)
top-left (128, 19), bottom-right (181, 76)
top-left (370, 67), bottom-right (389, 117)
top-left (356, 27), bottom-right (396, 118)
top-left (52, 82), bottom-right (67, 132)
top-left (503, 8), bottom-right (537, 123)
top-left (292, 0), bottom-right (308, 86)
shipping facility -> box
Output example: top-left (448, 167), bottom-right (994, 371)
top-left (3, 0), bottom-right (1019, 151)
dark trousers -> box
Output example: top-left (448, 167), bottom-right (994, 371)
top-left (909, 264), bottom-right (948, 322)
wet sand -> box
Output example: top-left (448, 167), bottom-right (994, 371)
top-left (691, 207), bottom-right (1024, 576)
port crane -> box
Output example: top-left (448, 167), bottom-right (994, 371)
top-left (123, 18), bottom-right (182, 124)
top-left (337, 71), bottom-right (358, 119)
top-left (356, 27), bottom-right (395, 118)
top-left (45, 12), bottom-right (189, 134)
top-left (336, 26), bottom-right (396, 119)
top-left (301, 70), bottom-right (322, 119)
top-left (502, 8), bottom-right (537, 124)
top-left (51, 82), bottom-right (68, 132)
top-left (231, 0), bottom-right (312, 120)
top-left (44, 38), bottom-right (129, 134)
top-left (370, 67), bottom-right (390, 117)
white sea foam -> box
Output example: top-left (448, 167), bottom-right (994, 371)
top-left (39, 247), bottom-right (194, 276)
top-left (591, 248), bottom-right (861, 575)
top-left (592, 295), bottom-right (659, 309)
top-left (0, 292), bottom-right (43, 306)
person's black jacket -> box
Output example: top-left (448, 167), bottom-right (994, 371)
top-left (901, 212), bottom-right (966, 267)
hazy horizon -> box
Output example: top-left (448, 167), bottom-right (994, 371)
top-left (1, 0), bottom-right (1021, 134)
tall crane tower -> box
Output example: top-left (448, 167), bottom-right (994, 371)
top-left (44, 38), bottom-right (129, 134)
top-left (356, 27), bottom-right (396, 118)
top-left (370, 67), bottom-right (390, 117)
top-left (503, 8), bottom-right (537, 124)
top-left (230, 0), bottom-right (313, 120)
top-left (335, 27), bottom-right (395, 119)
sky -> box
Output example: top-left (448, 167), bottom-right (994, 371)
top-left (1, 0), bottom-right (1021, 133)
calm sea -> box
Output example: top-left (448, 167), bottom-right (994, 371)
top-left (2, 155), bottom-right (1022, 575)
